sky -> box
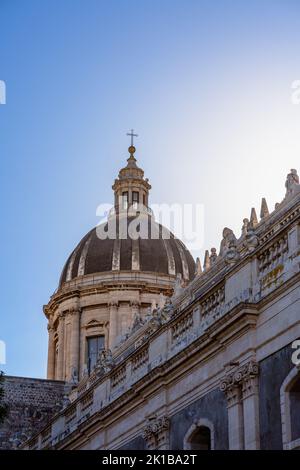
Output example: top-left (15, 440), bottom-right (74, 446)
top-left (0, 0), bottom-right (300, 378)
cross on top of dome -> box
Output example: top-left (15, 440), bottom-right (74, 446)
top-left (127, 129), bottom-right (138, 146)
top-left (126, 129), bottom-right (138, 159)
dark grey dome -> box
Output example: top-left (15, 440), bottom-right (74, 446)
top-left (59, 217), bottom-right (195, 287)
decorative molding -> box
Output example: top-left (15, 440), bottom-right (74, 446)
top-left (220, 360), bottom-right (259, 406)
top-left (143, 416), bottom-right (170, 450)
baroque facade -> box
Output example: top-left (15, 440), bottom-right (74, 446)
top-left (1, 146), bottom-right (300, 450)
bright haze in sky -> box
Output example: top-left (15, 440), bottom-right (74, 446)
top-left (0, 0), bottom-right (300, 377)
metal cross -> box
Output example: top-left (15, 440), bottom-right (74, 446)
top-left (126, 129), bottom-right (138, 146)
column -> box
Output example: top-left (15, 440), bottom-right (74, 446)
top-left (47, 322), bottom-right (55, 380)
top-left (57, 313), bottom-right (65, 380)
top-left (242, 371), bottom-right (260, 449)
top-left (156, 417), bottom-right (170, 450)
top-left (69, 307), bottom-right (81, 382)
top-left (108, 302), bottom-right (118, 349)
top-left (223, 385), bottom-right (244, 449)
top-left (220, 360), bottom-right (260, 450)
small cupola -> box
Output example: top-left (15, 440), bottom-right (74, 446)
top-left (112, 130), bottom-right (151, 213)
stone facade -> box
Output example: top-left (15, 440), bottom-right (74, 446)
top-left (0, 376), bottom-right (68, 449)
top-left (1, 158), bottom-right (300, 450)
top-left (20, 168), bottom-right (300, 451)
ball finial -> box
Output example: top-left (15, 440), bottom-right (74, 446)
top-left (128, 145), bottom-right (136, 155)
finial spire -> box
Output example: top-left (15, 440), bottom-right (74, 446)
top-left (204, 250), bottom-right (210, 271)
top-left (260, 197), bottom-right (269, 219)
top-left (250, 208), bottom-right (258, 227)
top-left (195, 257), bottom-right (202, 276)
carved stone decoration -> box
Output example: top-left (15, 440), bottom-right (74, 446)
top-left (219, 227), bottom-right (238, 260)
top-left (160, 298), bottom-right (174, 323)
top-left (203, 249), bottom-right (210, 271)
top-left (244, 224), bottom-right (259, 252)
top-left (220, 360), bottom-right (260, 406)
top-left (250, 208), bottom-right (258, 227)
top-left (131, 313), bottom-right (144, 332)
top-left (225, 238), bottom-right (240, 265)
top-left (173, 273), bottom-right (184, 297)
top-left (143, 416), bottom-right (170, 450)
top-left (285, 168), bottom-right (299, 196)
top-left (209, 247), bottom-right (218, 264)
top-left (147, 308), bottom-right (162, 332)
top-left (241, 218), bottom-right (249, 236)
top-left (260, 197), bottom-right (269, 219)
top-left (195, 257), bottom-right (202, 276)
top-left (94, 349), bottom-right (114, 376)
top-left (145, 298), bottom-right (174, 334)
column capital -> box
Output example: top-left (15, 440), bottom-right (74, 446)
top-left (220, 360), bottom-right (259, 404)
top-left (68, 306), bottom-right (82, 316)
top-left (143, 416), bottom-right (170, 449)
top-left (242, 375), bottom-right (259, 400)
top-left (108, 301), bottom-right (118, 308)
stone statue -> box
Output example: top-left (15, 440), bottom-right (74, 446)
top-left (219, 228), bottom-right (240, 264)
top-left (95, 349), bottom-right (114, 374)
top-left (225, 238), bottom-right (240, 264)
top-left (209, 247), bottom-right (218, 264)
top-left (160, 298), bottom-right (174, 322)
top-left (241, 218), bottom-right (249, 236)
top-left (244, 223), bottom-right (259, 252)
top-left (131, 309), bottom-right (144, 332)
top-left (173, 273), bottom-right (184, 297)
top-left (220, 228), bottom-right (237, 257)
top-left (285, 169), bottom-right (299, 196)
top-left (148, 307), bottom-right (161, 331)
top-left (101, 349), bottom-right (114, 373)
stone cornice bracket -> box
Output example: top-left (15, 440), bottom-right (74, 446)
top-left (143, 416), bottom-right (170, 449)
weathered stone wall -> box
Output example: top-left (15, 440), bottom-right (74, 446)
top-left (258, 343), bottom-right (294, 449)
top-left (0, 376), bottom-right (67, 449)
top-left (170, 388), bottom-right (228, 450)
top-left (118, 388), bottom-right (228, 450)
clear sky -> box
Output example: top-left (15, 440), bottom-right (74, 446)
top-left (0, 0), bottom-right (300, 378)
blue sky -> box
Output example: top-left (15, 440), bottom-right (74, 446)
top-left (1, 0), bottom-right (300, 377)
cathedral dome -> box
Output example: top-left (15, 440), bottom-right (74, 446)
top-left (59, 218), bottom-right (195, 287)
top-left (59, 139), bottom-right (195, 288)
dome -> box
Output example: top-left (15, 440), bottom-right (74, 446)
top-left (59, 217), bottom-right (195, 287)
